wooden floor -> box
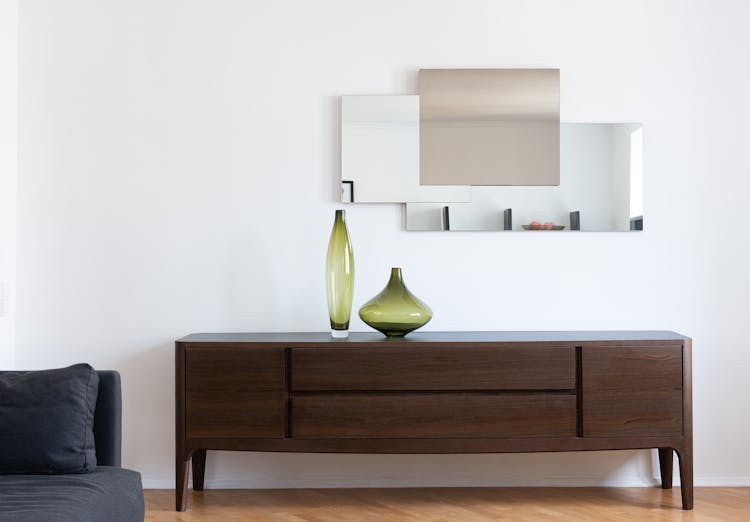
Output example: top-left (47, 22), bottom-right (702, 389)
top-left (145, 487), bottom-right (750, 521)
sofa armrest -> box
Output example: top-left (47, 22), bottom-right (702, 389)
top-left (94, 371), bottom-right (122, 467)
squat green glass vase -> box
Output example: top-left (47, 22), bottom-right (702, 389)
top-left (359, 267), bottom-right (432, 338)
top-left (325, 209), bottom-right (354, 338)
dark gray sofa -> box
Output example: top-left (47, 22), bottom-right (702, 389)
top-left (0, 371), bottom-right (145, 522)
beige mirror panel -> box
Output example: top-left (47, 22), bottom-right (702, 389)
top-left (419, 69), bottom-right (560, 186)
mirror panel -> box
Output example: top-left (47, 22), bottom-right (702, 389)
top-left (340, 95), bottom-right (470, 203)
top-left (406, 123), bottom-right (643, 231)
top-left (420, 69), bottom-right (560, 186)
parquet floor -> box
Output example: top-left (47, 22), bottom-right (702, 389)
top-left (145, 487), bottom-right (750, 521)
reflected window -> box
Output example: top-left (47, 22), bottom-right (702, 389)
top-left (630, 127), bottom-right (644, 219)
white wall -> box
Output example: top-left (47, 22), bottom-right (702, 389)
top-left (15, 0), bottom-right (750, 488)
top-left (0, 0), bottom-right (18, 368)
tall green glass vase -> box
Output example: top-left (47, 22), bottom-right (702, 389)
top-left (359, 267), bottom-right (432, 338)
top-left (325, 209), bottom-right (354, 338)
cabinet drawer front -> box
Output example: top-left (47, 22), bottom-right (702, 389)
top-left (292, 345), bottom-right (574, 391)
top-left (582, 345), bottom-right (683, 437)
top-left (186, 347), bottom-right (285, 438)
top-left (293, 393), bottom-right (576, 439)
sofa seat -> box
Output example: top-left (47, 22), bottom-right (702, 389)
top-left (0, 466), bottom-right (144, 522)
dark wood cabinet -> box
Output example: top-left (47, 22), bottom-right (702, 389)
top-left (581, 345), bottom-right (684, 437)
top-left (184, 347), bottom-right (285, 439)
top-left (292, 345), bottom-right (575, 391)
top-left (176, 331), bottom-right (692, 511)
top-left (293, 393), bottom-right (577, 439)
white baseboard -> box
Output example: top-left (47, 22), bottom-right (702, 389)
top-left (141, 476), bottom-right (750, 489)
top-left (692, 476), bottom-right (750, 487)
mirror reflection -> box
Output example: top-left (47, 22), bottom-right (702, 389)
top-left (340, 96), bottom-right (643, 232)
top-left (406, 123), bottom-right (644, 231)
top-left (341, 95), bottom-right (470, 203)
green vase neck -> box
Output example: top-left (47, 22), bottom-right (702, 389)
top-left (387, 267), bottom-right (404, 290)
top-left (335, 209), bottom-right (345, 222)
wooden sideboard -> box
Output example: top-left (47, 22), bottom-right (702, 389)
top-left (175, 331), bottom-right (692, 511)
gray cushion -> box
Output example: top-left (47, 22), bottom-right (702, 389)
top-left (0, 364), bottom-right (99, 474)
top-left (0, 466), bottom-right (144, 522)
top-left (93, 371), bottom-right (122, 467)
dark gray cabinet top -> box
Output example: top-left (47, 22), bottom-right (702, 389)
top-left (177, 331), bottom-right (690, 344)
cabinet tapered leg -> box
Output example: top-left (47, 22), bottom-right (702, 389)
top-left (192, 449), bottom-right (207, 491)
top-left (176, 455), bottom-right (190, 511)
top-left (658, 448), bottom-right (673, 489)
top-left (676, 447), bottom-right (694, 510)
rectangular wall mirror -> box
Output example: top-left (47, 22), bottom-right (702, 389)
top-left (340, 96), bottom-right (643, 232)
top-left (420, 69), bottom-right (560, 187)
top-left (340, 95), bottom-right (470, 203)
top-left (406, 123), bottom-right (644, 231)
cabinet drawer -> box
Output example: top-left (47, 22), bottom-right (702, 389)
top-left (292, 345), bottom-right (574, 391)
top-left (582, 345), bottom-right (683, 437)
top-left (292, 393), bottom-right (576, 439)
top-left (185, 347), bottom-right (285, 438)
